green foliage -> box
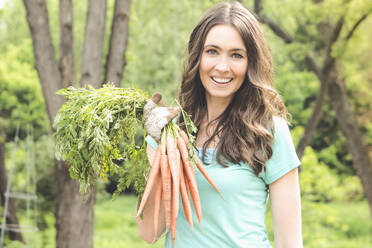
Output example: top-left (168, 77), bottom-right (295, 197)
top-left (300, 147), bottom-right (342, 202)
top-left (300, 146), bottom-right (363, 202)
top-left (264, 0), bottom-right (372, 177)
top-left (54, 84), bottom-right (150, 195)
top-left (0, 42), bottom-right (49, 140)
top-left (3, 241), bottom-right (25, 248)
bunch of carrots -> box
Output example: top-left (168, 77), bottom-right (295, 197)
top-left (136, 121), bottom-right (223, 247)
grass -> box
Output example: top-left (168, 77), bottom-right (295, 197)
top-left (266, 199), bottom-right (372, 248)
top-left (93, 194), bottom-right (164, 248)
top-left (3, 194), bottom-right (372, 247)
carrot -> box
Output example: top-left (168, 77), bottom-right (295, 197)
top-left (179, 129), bottom-right (189, 144)
top-left (160, 153), bottom-right (172, 232)
top-left (195, 156), bottom-right (224, 200)
top-left (179, 159), bottom-right (193, 229)
top-left (184, 166), bottom-right (190, 200)
top-left (167, 133), bottom-right (180, 247)
top-left (153, 174), bottom-right (163, 236)
top-left (179, 130), bottom-right (224, 200)
top-left (136, 145), bottom-right (162, 217)
top-left (177, 136), bottom-right (202, 224)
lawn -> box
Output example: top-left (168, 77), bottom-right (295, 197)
top-left (5, 193), bottom-right (372, 247)
top-left (94, 194), bottom-right (372, 248)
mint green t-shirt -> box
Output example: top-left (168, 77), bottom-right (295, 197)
top-left (145, 116), bottom-right (301, 248)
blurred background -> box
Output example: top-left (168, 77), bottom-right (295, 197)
top-left (0, 0), bottom-right (371, 247)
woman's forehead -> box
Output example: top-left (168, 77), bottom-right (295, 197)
top-left (204, 24), bottom-right (246, 50)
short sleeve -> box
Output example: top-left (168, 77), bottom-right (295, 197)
top-left (260, 116), bottom-right (301, 185)
top-left (145, 135), bottom-right (158, 150)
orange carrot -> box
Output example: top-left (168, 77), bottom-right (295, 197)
top-left (184, 166), bottom-right (191, 200)
top-left (177, 136), bottom-right (202, 224)
top-left (179, 129), bottom-right (189, 144)
top-left (195, 156), bottom-right (224, 200)
top-left (136, 145), bottom-right (162, 217)
top-left (153, 174), bottom-right (163, 236)
top-left (179, 159), bottom-right (193, 229)
top-left (167, 134), bottom-right (180, 247)
top-left (183, 158), bottom-right (202, 225)
top-left (160, 153), bottom-right (171, 232)
top-left (179, 130), bottom-right (224, 200)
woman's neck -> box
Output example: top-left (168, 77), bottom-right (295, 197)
top-left (205, 95), bottom-right (231, 122)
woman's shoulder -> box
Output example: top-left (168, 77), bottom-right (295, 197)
top-left (266, 115), bottom-right (290, 135)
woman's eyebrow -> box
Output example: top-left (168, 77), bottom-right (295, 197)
top-left (204, 44), bottom-right (246, 53)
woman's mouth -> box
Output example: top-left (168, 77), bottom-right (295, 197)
top-left (211, 76), bottom-right (233, 85)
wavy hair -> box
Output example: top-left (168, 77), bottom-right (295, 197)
top-left (178, 1), bottom-right (289, 176)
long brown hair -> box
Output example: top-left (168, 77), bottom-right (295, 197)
top-left (178, 2), bottom-right (288, 176)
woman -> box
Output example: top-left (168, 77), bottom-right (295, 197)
top-left (137, 2), bottom-right (303, 247)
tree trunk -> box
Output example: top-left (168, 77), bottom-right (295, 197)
top-left (59, 0), bottom-right (75, 88)
top-left (104, 0), bottom-right (131, 86)
top-left (0, 129), bottom-right (23, 242)
top-left (23, 1), bottom-right (96, 247)
top-left (55, 160), bottom-right (95, 248)
top-left (296, 79), bottom-right (327, 159)
top-left (81, 0), bottom-right (107, 88)
top-left (22, 0), bottom-right (63, 124)
top-left (328, 66), bottom-right (372, 217)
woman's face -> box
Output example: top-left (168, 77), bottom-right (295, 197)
top-left (199, 24), bottom-right (248, 104)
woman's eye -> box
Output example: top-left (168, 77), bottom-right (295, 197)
top-left (206, 49), bottom-right (217, 55)
top-left (232, 53), bottom-right (243, 59)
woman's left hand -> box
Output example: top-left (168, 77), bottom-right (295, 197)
top-left (143, 93), bottom-right (179, 142)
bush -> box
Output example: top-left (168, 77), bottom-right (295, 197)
top-left (300, 147), bottom-right (343, 202)
top-left (300, 147), bottom-right (363, 202)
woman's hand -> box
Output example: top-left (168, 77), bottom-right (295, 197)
top-left (143, 93), bottom-right (179, 142)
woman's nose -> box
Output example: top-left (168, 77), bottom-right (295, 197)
top-left (215, 57), bottom-right (229, 73)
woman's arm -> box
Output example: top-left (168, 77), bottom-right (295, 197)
top-left (269, 167), bottom-right (303, 248)
top-left (135, 145), bottom-right (166, 244)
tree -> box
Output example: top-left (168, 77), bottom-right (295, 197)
top-left (22, 0), bottom-right (131, 247)
top-left (253, 0), bottom-right (372, 216)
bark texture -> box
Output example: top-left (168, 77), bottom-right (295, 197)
top-left (104, 0), bottom-right (131, 86)
top-left (81, 0), bottom-right (107, 88)
top-left (55, 160), bottom-right (95, 248)
top-left (328, 69), bottom-right (372, 217)
top-left (0, 129), bottom-right (24, 242)
top-left (23, 0), bottom-right (63, 123)
top-left (59, 0), bottom-right (75, 88)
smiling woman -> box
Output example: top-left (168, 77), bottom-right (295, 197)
top-left (136, 2), bottom-right (303, 248)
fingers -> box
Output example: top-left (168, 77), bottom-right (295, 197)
top-left (144, 93), bottom-right (180, 141)
top-left (144, 107), bottom-right (180, 142)
top-left (144, 93), bottom-right (164, 123)
top-left (165, 107), bottom-right (180, 122)
top-left (151, 93), bottom-right (162, 104)
top-left (151, 92), bottom-right (167, 107)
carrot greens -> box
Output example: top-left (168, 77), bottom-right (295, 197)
top-left (54, 84), bottom-right (149, 196)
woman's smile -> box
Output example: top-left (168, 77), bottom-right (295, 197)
top-left (211, 76), bottom-right (233, 85)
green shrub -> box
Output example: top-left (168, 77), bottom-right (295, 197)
top-left (300, 146), bottom-right (364, 203)
top-left (300, 147), bottom-right (343, 202)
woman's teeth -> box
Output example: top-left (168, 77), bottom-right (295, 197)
top-left (212, 77), bottom-right (232, 84)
